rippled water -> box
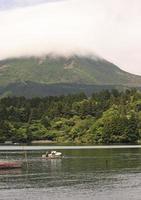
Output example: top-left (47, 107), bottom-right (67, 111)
top-left (0, 147), bottom-right (141, 200)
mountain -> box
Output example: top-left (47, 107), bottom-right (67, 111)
top-left (0, 55), bottom-right (141, 97)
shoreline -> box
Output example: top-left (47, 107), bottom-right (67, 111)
top-left (0, 145), bottom-right (141, 151)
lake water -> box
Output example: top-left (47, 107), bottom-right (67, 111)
top-left (0, 146), bottom-right (141, 200)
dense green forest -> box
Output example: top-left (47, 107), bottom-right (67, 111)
top-left (0, 89), bottom-right (141, 144)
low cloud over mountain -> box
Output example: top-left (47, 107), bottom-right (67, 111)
top-left (0, 0), bottom-right (141, 74)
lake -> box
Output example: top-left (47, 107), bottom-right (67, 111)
top-left (0, 146), bottom-right (141, 200)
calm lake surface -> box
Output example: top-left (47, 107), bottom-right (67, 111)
top-left (0, 146), bottom-right (141, 200)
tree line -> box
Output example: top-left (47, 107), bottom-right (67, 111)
top-left (0, 89), bottom-right (141, 144)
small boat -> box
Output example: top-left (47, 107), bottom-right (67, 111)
top-left (0, 161), bottom-right (22, 169)
top-left (42, 151), bottom-right (63, 159)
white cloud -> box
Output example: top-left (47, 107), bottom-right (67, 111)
top-left (0, 0), bottom-right (141, 74)
top-left (0, 0), bottom-right (59, 10)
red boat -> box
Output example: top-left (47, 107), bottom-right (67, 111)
top-left (0, 161), bottom-right (22, 169)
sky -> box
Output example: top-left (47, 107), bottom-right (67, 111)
top-left (0, 0), bottom-right (58, 9)
top-left (0, 0), bottom-right (141, 75)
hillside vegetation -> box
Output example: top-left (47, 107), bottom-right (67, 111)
top-left (0, 89), bottom-right (141, 144)
top-left (0, 55), bottom-right (141, 97)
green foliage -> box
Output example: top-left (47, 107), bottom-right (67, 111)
top-left (0, 89), bottom-right (141, 144)
top-left (91, 106), bottom-right (139, 144)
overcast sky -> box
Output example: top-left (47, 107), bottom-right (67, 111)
top-left (0, 0), bottom-right (141, 75)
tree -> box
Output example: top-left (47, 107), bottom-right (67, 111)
top-left (91, 106), bottom-right (139, 144)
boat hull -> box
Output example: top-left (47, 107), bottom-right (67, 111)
top-left (0, 161), bottom-right (22, 169)
top-left (42, 151), bottom-right (63, 159)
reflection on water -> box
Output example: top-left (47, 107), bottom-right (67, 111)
top-left (0, 148), bottom-right (141, 199)
top-left (0, 168), bottom-right (22, 175)
top-left (43, 159), bottom-right (62, 171)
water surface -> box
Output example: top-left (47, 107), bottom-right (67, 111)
top-left (0, 147), bottom-right (141, 200)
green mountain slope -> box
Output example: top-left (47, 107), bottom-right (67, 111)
top-left (0, 82), bottom-right (129, 98)
top-left (0, 55), bottom-right (141, 97)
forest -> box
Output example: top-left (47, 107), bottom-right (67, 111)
top-left (0, 89), bottom-right (141, 144)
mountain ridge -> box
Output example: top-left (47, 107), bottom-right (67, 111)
top-left (0, 54), bottom-right (141, 97)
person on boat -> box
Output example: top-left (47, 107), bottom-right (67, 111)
top-left (45, 151), bottom-right (49, 157)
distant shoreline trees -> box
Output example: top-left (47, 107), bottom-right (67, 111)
top-left (0, 89), bottom-right (140, 144)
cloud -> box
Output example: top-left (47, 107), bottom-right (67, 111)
top-left (0, 0), bottom-right (141, 74)
top-left (0, 0), bottom-right (60, 10)
top-left (0, 0), bottom-right (95, 57)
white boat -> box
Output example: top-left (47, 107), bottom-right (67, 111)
top-left (42, 151), bottom-right (63, 159)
